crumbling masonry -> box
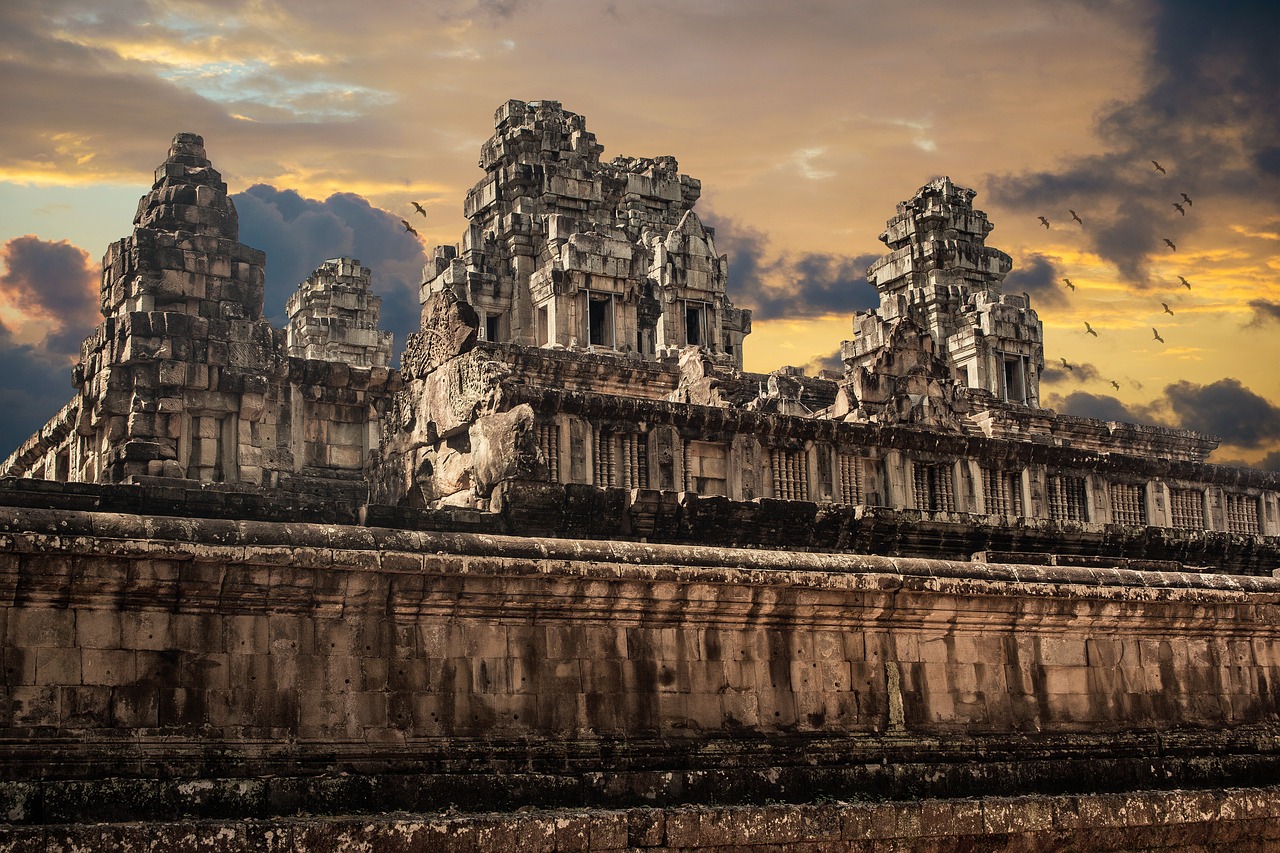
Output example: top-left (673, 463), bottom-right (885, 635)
top-left (3, 101), bottom-right (1280, 847)
top-left (6, 104), bottom-right (1277, 550)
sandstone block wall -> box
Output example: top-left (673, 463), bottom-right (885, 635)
top-left (4, 787), bottom-right (1280, 851)
top-left (3, 504), bottom-right (1280, 822)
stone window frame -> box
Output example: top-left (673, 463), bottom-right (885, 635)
top-left (1108, 481), bottom-right (1148, 526)
top-left (1225, 492), bottom-right (1261, 534)
top-left (981, 467), bottom-right (1023, 518)
top-left (682, 298), bottom-right (712, 349)
top-left (1046, 472), bottom-right (1089, 523)
top-left (769, 446), bottom-right (809, 502)
top-left (837, 452), bottom-right (864, 506)
top-left (1168, 486), bottom-right (1204, 530)
top-left (995, 350), bottom-right (1030, 405)
top-left (912, 460), bottom-right (955, 513)
top-left (585, 290), bottom-right (616, 349)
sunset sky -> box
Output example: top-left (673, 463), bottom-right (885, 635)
top-left (1, 0), bottom-right (1277, 466)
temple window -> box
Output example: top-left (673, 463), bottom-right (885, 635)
top-left (1109, 482), bottom-right (1147, 525)
top-left (913, 463), bottom-right (955, 512)
top-left (588, 293), bottom-right (614, 348)
top-left (1226, 493), bottom-right (1261, 534)
top-left (1047, 474), bottom-right (1088, 522)
top-left (684, 300), bottom-right (709, 347)
top-left (1169, 488), bottom-right (1203, 529)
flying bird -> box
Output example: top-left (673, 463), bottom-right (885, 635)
top-left (1070, 209), bottom-right (1083, 225)
top-left (1180, 193), bottom-right (1193, 206)
top-left (401, 219), bottom-right (419, 236)
top-left (411, 201), bottom-right (427, 217)
top-left (1110, 380), bottom-right (1121, 391)
top-left (1163, 238), bottom-right (1177, 251)
top-left (1084, 321), bottom-right (1098, 337)
top-left (1152, 160), bottom-right (1166, 174)
top-left (1060, 357), bottom-right (1074, 371)
top-left (1038, 216), bottom-right (1050, 228)
top-left (1162, 302), bottom-right (1174, 315)
top-left (1178, 276), bottom-right (1191, 289)
top-left (1172, 202), bottom-right (1186, 216)
top-left (1062, 278), bottom-right (1076, 291)
top-left (1152, 327), bottom-right (1165, 343)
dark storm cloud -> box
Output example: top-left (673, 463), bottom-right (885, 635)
top-left (1003, 251), bottom-right (1067, 310)
top-left (1246, 298), bottom-right (1280, 327)
top-left (1162, 377), bottom-right (1280, 448)
top-left (1255, 451), bottom-right (1280, 472)
top-left (1047, 391), bottom-right (1143, 423)
top-left (0, 320), bottom-right (78, 456)
top-left (233, 185), bottom-right (426, 358)
top-left (802, 349), bottom-right (844, 376)
top-left (0, 236), bottom-right (100, 351)
top-left (0, 235), bottom-right (104, 455)
top-left (704, 214), bottom-right (880, 322)
top-left (1050, 375), bottom-right (1280, 459)
top-left (1041, 361), bottom-right (1102, 385)
top-left (987, 1), bottom-right (1280, 282)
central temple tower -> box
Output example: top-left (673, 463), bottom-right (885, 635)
top-left (846, 176), bottom-right (1043, 408)
top-left (422, 99), bottom-right (751, 368)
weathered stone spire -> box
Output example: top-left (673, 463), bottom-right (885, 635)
top-left (100, 132), bottom-right (266, 321)
top-left (841, 177), bottom-right (1044, 418)
top-left (131, 132), bottom-right (239, 239)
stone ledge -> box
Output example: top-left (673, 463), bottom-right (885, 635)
top-left (2, 503), bottom-right (1279, 598)
top-left (2, 786), bottom-right (1278, 850)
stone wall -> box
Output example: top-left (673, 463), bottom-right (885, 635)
top-left (5, 788), bottom-right (1280, 851)
top-left (3, 502), bottom-right (1280, 823)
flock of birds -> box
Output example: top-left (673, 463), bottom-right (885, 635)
top-left (1046, 159), bottom-right (1197, 388)
top-left (400, 201), bottom-right (428, 236)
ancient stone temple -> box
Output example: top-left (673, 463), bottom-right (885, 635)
top-left (3, 104), bottom-right (1280, 850)
top-left (427, 99), bottom-right (750, 364)
top-left (1, 134), bottom-right (398, 496)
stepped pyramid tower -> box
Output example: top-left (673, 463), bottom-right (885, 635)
top-left (843, 177), bottom-right (1044, 416)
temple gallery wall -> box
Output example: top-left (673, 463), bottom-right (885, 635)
top-left (2, 99), bottom-right (1280, 849)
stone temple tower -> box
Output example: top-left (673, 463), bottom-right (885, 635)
top-left (844, 177), bottom-right (1043, 410)
top-left (422, 99), bottom-right (751, 368)
top-left (77, 132), bottom-right (284, 484)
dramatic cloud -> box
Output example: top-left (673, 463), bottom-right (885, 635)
top-left (1247, 299), bottom-right (1280, 327)
top-left (232, 185), bottom-right (426, 358)
top-left (0, 320), bottom-right (78, 455)
top-left (0, 235), bottom-right (100, 359)
top-left (1041, 360), bottom-right (1102, 385)
top-left (987, 1), bottom-right (1280, 283)
top-left (1046, 391), bottom-right (1143, 423)
top-left (1160, 377), bottom-right (1280, 449)
top-left (0, 235), bottom-right (102, 455)
top-left (1003, 252), bottom-right (1067, 310)
top-left (1255, 451), bottom-right (1280, 472)
top-left (705, 214), bottom-right (879, 322)
top-left (801, 348), bottom-right (844, 377)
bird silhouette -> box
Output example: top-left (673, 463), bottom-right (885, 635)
top-left (1152, 160), bottom-right (1166, 174)
top-left (1152, 327), bottom-right (1165, 343)
top-left (1038, 216), bottom-right (1050, 228)
top-left (1060, 357), bottom-right (1074, 371)
top-left (1062, 278), bottom-right (1076, 291)
top-left (1110, 380), bottom-right (1121, 391)
top-left (1084, 321), bottom-right (1098, 337)
top-left (1162, 302), bottom-right (1174, 315)
top-left (1070, 209), bottom-right (1083, 225)
top-left (1163, 238), bottom-right (1177, 251)
top-left (411, 201), bottom-right (427, 217)
top-left (1178, 276), bottom-right (1192, 289)
top-left (1172, 202), bottom-right (1186, 216)
top-left (1180, 193), bottom-right (1193, 206)
top-left (401, 219), bottom-right (419, 236)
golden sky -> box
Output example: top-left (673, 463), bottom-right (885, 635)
top-left (1, 0), bottom-right (1278, 463)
